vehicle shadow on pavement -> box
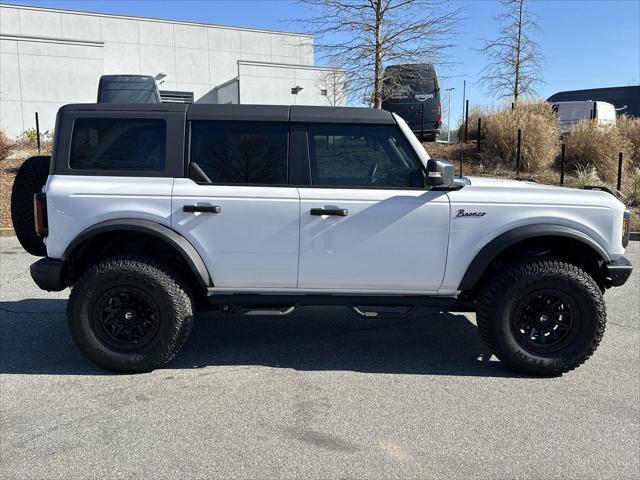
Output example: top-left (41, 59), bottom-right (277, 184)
top-left (0, 300), bottom-right (525, 378)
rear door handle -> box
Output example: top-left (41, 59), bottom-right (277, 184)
top-left (183, 205), bottom-right (221, 213)
top-left (310, 208), bottom-right (348, 216)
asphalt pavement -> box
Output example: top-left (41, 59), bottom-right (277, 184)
top-left (1, 235), bottom-right (638, 479)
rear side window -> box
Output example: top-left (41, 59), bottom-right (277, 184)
top-left (190, 122), bottom-right (288, 185)
top-left (308, 125), bottom-right (420, 188)
top-left (70, 118), bottom-right (166, 171)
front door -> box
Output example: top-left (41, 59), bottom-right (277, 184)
top-left (298, 124), bottom-right (450, 293)
top-left (172, 121), bottom-right (299, 288)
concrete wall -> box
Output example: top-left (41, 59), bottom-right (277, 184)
top-left (0, 3), bottom-right (319, 136)
top-left (237, 61), bottom-right (346, 107)
top-left (216, 79), bottom-right (239, 104)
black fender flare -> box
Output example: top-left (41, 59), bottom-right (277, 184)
top-left (458, 224), bottom-right (610, 291)
top-left (63, 219), bottom-right (212, 287)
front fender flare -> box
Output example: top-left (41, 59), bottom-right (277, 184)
top-left (457, 224), bottom-right (610, 291)
top-left (63, 219), bottom-right (212, 287)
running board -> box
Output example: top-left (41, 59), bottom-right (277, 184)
top-left (238, 306), bottom-right (296, 316)
top-left (351, 306), bottom-right (417, 319)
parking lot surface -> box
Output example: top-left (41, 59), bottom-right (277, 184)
top-left (1, 235), bottom-right (638, 479)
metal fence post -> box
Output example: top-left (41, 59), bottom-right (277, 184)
top-left (421, 102), bottom-right (425, 141)
top-left (464, 100), bottom-right (469, 144)
top-left (477, 117), bottom-right (481, 152)
top-left (560, 143), bottom-right (565, 186)
top-left (516, 128), bottom-right (522, 175)
top-left (617, 152), bottom-right (623, 191)
top-left (35, 112), bottom-right (41, 153)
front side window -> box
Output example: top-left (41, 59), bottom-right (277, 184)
top-left (308, 125), bottom-right (420, 188)
top-left (70, 118), bottom-right (166, 171)
top-left (190, 122), bottom-right (288, 184)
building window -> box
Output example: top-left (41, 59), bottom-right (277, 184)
top-left (70, 118), bottom-right (166, 171)
top-left (190, 122), bottom-right (288, 185)
top-left (320, 89), bottom-right (328, 96)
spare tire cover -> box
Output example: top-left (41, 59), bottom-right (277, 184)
top-left (10, 155), bottom-right (51, 256)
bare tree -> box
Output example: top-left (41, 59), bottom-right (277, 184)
top-left (292, 0), bottom-right (462, 108)
top-left (316, 65), bottom-right (347, 106)
top-left (478, 0), bottom-right (544, 105)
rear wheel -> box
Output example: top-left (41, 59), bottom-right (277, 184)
top-left (477, 258), bottom-right (606, 376)
top-left (10, 155), bottom-right (50, 256)
top-left (67, 256), bottom-right (194, 373)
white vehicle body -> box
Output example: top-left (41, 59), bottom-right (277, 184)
top-left (44, 171), bottom-right (627, 297)
top-left (41, 110), bottom-right (628, 298)
top-left (22, 102), bottom-right (632, 374)
top-left (551, 100), bottom-right (617, 132)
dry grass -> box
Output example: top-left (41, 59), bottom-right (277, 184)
top-left (628, 169), bottom-right (640, 206)
top-left (0, 130), bottom-right (14, 162)
top-left (456, 101), bottom-right (561, 173)
top-left (481, 101), bottom-right (561, 172)
top-left (563, 121), bottom-right (631, 184)
top-left (617, 115), bottom-right (640, 168)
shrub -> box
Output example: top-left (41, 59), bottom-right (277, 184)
top-left (628, 169), bottom-right (640, 206)
top-left (564, 121), bottom-right (630, 184)
top-left (573, 165), bottom-right (602, 189)
top-left (617, 115), bottom-right (640, 169)
top-left (15, 128), bottom-right (53, 152)
top-left (480, 101), bottom-right (561, 172)
top-left (0, 129), bottom-right (14, 161)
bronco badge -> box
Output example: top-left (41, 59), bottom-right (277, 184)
top-left (455, 209), bottom-right (486, 218)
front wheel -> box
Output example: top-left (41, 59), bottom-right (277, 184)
top-left (477, 258), bottom-right (606, 376)
top-left (67, 256), bottom-right (194, 373)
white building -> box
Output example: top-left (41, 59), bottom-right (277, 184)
top-left (0, 3), bottom-right (344, 137)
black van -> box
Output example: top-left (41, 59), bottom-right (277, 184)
top-left (381, 64), bottom-right (441, 141)
top-left (97, 75), bottom-right (161, 104)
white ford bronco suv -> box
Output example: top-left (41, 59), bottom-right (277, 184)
top-left (11, 103), bottom-right (633, 375)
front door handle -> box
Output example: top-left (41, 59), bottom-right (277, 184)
top-left (310, 207), bottom-right (348, 216)
top-left (183, 205), bottom-right (221, 213)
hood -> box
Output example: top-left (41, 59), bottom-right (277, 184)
top-left (463, 176), bottom-right (625, 210)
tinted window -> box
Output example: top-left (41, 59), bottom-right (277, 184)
top-left (70, 118), bottom-right (166, 171)
top-left (190, 122), bottom-right (288, 184)
top-left (308, 125), bottom-right (420, 187)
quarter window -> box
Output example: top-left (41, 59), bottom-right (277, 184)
top-left (190, 122), bottom-right (288, 184)
top-left (70, 118), bottom-right (166, 171)
top-left (308, 125), bottom-right (420, 188)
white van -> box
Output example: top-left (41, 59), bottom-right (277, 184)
top-left (550, 100), bottom-right (617, 132)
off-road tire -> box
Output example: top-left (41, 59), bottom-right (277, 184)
top-left (10, 155), bottom-right (51, 256)
top-left (477, 257), bottom-right (606, 376)
top-left (67, 256), bottom-right (194, 373)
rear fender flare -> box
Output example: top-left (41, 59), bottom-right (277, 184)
top-left (63, 219), bottom-right (212, 287)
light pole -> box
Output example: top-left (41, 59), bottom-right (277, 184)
top-left (445, 87), bottom-right (455, 143)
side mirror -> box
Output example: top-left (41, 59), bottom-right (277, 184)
top-left (426, 158), bottom-right (455, 187)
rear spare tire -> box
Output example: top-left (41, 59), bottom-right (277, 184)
top-left (10, 155), bottom-right (50, 256)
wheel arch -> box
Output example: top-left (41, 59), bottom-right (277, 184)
top-left (63, 219), bottom-right (212, 288)
top-left (458, 224), bottom-right (610, 292)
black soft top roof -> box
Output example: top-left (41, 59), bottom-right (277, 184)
top-left (60, 103), bottom-right (397, 124)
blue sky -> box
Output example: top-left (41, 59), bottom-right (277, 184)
top-left (4, 0), bottom-right (639, 122)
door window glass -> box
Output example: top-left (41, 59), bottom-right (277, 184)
top-left (190, 122), bottom-right (288, 184)
top-left (308, 125), bottom-right (420, 187)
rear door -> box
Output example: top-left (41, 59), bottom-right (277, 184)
top-left (297, 124), bottom-right (450, 293)
top-left (171, 120), bottom-right (300, 288)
